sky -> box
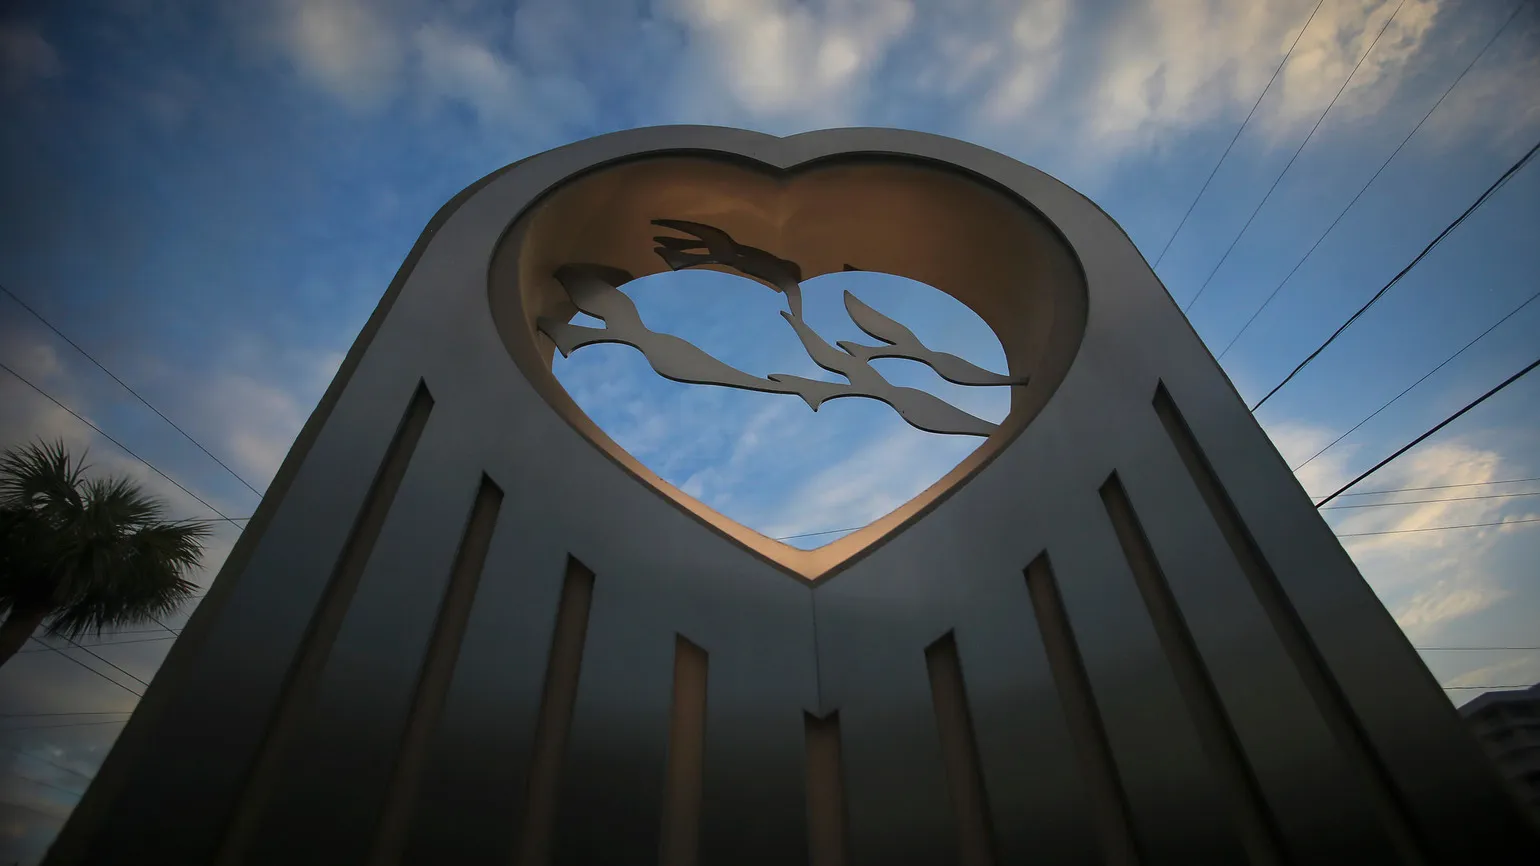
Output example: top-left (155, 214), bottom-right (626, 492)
top-left (1, 0), bottom-right (1539, 861)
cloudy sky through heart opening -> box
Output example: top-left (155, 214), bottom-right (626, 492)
top-left (551, 268), bottom-right (1012, 548)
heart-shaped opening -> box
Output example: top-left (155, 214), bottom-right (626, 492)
top-left (489, 154), bottom-right (1087, 581)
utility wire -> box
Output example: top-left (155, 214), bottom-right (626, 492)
top-left (1320, 490), bottom-right (1539, 509)
top-left (57, 640), bottom-right (150, 689)
top-left (1335, 516), bottom-right (1540, 537)
top-left (1252, 138), bottom-right (1540, 412)
top-left (1317, 476), bottom-right (1540, 498)
top-left (1443, 685), bottom-right (1534, 690)
top-left (8, 773), bottom-right (84, 798)
top-left (0, 281), bottom-right (264, 497)
top-left (1153, 0), bottom-right (1328, 268)
top-left (0, 719), bottom-right (131, 733)
top-left (780, 484), bottom-right (1540, 541)
top-left (0, 359), bottom-right (240, 528)
top-left (17, 635), bottom-right (176, 654)
top-left (0, 712), bottom-right (133, 719)
top-left (776, 526), bottom-right (861, 541)
top-left (1417, 647), bottom-right (1540, 651)
top-left (1184, 0), bottom-right (1405, 313)
top-left (146, 614), bottom-right (181, 640)
top-left (1219, 0), bottom-right (1535, 360)
top-left (1314, 357), bottom-right (1540, 507)
top-left (1293, 288), bottom-right (1540, 473)
top-left (1, 745), bottom-right (97, 781)
top-left (18, 641), bottom-right (142, 699)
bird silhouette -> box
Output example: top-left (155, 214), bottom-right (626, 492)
top-left (651, 219), bottom-right (806, 319)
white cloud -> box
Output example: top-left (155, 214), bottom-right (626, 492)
top-left (413, 22), bottom-right (520, 124)
top-left (1444, 655), bottom-right (1540, 691)
top-left (756, 423), bottom-right (972, 541)
top-left (1306, 436), bottom-right (1534, 637)
top-left (277, 0), bottom-right (402, 109)
top-left (0, 22), bottom-right (62, 92)
top-left (1266, 417), bottom-right (1362, 495)
top-left (1265, 417), bottom-right (1538, 700)
top-left (976, 0), bottom-right (1069, 124)
top-left (966, 0), bottom-right (1447, 163)
top-left (660, 0), bottom-right (914, 127)
top-left (411, 20), bottom-right (594, 133)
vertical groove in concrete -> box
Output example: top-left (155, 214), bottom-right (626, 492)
top-left (515, 556), bottom-right (597, 866)
top-left (369, 475), bottom-right (505, 866)
top-left (1024, 552), bottom-right (1143, 866)
top-left (1100, 473), bottom-right (1289, 866)
top-left (1152, 383), bottom-right (1428, 865)
top-left (925, 632), bottom-right (999, 866)
top-left (805, 711), bottom-right (850, 866)
top-left (215, 381), bottom-right (435, 866)
top-left (659, 636), bottom-right (709, 866)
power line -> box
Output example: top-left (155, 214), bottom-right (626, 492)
top-left (17, 635), bottom-right (177, 654)
top-left (8, 772), bottom-right (84, 799)
top-left (58, 640), bottom-right (150, 689)
top-left (1183, 0), bottom-right (1406, 313)
top-left (1314, 356), bottom-right (1540, 506)
top-left (0, 719), bottom-right (131, 733)
top-left (778, 488), bottom-right (1540, 542)
top-left (1218, 0), bottom-right (1535, 360)
top-left (146, 614), bottom-right (181, 639)
top-left (1252, 137), bottom-right (1540, 412)
top-left (0, 281), bottom-right (264, 497)
top-left (1316, 476), bottom-right (1540, 498)
top-left (1, 745), bottom-right (97, 781)
top-left (1293, 288), bottom-right (1540, 473)
top-left (0, 799), bottom-right (77, 820)
top-left (21, 640), bottom-right (142, 700)
top-left (1443, 685), bottom-right (1534, 690)
top-left (0, 712), bottom-right (133, 720)
top-left (776, 526), bottom-right (861, 541)
top-left (1416, 641), bottom-right (1540, 647)
top-left (1152, 0), bottom-right (1328, 268)
top-left (1336, 516), bottom-right (1540, 537)
top-left (0, 359), bottom-right (241, 528)
top-left (1320, 490), bottom-right (1540, 509)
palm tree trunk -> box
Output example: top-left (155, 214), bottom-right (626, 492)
top-left (0, 604), bottom-right (49, 669)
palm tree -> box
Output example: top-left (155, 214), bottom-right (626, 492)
top-left (0, 440), bottom-right (209, 670)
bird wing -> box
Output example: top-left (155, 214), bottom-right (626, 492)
top-left (650, 219), bottom-right (738, 255)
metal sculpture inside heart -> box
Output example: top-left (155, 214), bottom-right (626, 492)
top-left (536, 219), bottom-right (1027, 437)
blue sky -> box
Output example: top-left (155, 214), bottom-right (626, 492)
top-left (2, 0), bottom-right (1539, 860)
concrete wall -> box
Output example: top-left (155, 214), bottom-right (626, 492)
top-left (48, 127), bottom-right (1539, 866)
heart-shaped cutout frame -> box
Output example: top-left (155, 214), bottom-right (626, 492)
top-left (489, 153), bottom-right (1087, 581)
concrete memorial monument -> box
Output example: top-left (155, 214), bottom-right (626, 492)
top-left (49, 127), bottom-right (1537, 865)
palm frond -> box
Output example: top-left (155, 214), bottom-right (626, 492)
top-left (0, 439), bottom-right (87, 516)
top-left (1, 439), bottom-right (212, 641)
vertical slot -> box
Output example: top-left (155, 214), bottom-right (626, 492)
top-left (1024, 553), bottom-right (1143, 866)
top-left (369, 475), bottom-right (504, 865)
top-left (1099, 474), bottom-right (1286, 866)
top-left (1152, 384), bottom-right (1426, 863)
top-left (659, 636), bottom-right (709, 866)
top-left (515, 556), bottom-right (597, 866)
top-left (217, 380), bottom-right (434, 865)
top-left (804, 711), bottom-right (850, 866)
top-left (925, 632), bottom-right (998, 866)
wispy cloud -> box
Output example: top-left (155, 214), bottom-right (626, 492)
top-left (274, 0), bottom-right (402, 109)
top-left (0, 22), bottom-right (62, 93)
top-left (1278, 425), bottom-right (1539, 640)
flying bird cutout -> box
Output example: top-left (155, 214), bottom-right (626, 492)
top-left (537, 220), bottom-right (1027, 437)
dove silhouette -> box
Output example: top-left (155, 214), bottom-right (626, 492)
top-left (651, 219), bottom-right (806, 319)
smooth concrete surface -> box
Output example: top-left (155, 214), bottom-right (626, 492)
top-left (46, 126), bottom-right (1540, 866)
